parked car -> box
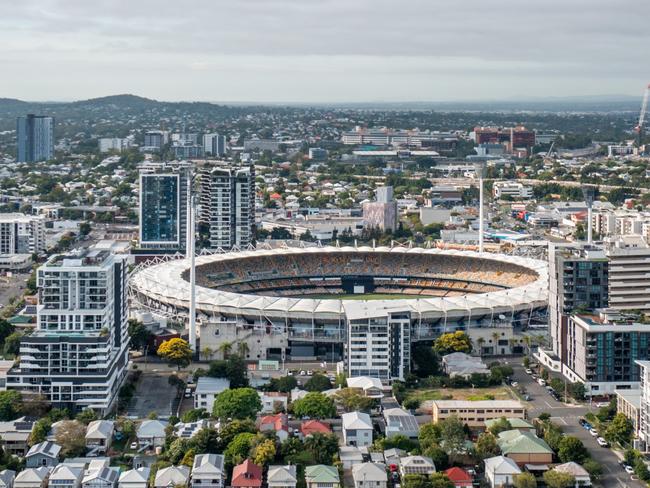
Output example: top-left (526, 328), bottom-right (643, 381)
top-left (624, 465), bottom-right (635, 474)
top-left (538, 378), bottom-right (546, 386)
top-left (525, 369), bottom-right (533, 375)
top-left (583, 422), bottom-right (592, 431)
top-left (597, 437), bottom-right (609, 447)
top-left (589, 428), bottom-right (599, 437)
top-left (184, 388), bottom-right (192, 398)
top-left (511, 381), bottom-right (519, 387)
top-left (130, 442), bottom-right (138, 450)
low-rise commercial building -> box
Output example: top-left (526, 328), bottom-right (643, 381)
top-left (431, 400), bottom-right (526, 427)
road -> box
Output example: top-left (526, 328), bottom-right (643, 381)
top-left (510, 364), bottom-right (642, 488)
top-left (0, 272), bottom-right (30, 308)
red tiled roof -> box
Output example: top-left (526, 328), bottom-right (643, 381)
top-left (300, 420), bottom-right (332, 436)
top-left (232, 459), bottom-right (263, 487)
top-left (259, 413), bottom-right (288, 432)
top-left (444, 467), bottom-right (472, 485)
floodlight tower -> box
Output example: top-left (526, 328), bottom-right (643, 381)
top-left (187, 181), bottom-right (197, 351)
top-left (582, 185), bottom-right (596, 244)
top-left (473, 162), bottom-right (487, 253)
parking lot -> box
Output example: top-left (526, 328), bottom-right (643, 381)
top-left (126, 372), bottom-right (177, 419)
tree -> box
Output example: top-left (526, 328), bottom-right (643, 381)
top-left (54, 420), bottom-right (87, 457)
top-left (180, 449), bottom-right (195, 467)
top-left (207, 357), bottom-right (249, 388)
top-left (402, 474), bottom-right (432, 488)
top-left (475, 432), bottom-right (500, 459)
top-left (333, 388), bottom-right (374, 412)
top-left (433, 331), bottom-right (472, 355)
top-left (0, 319), bottom-right (15, 345)
top-left (218, 419), bottom-right (257, 450)
top-left (167, 438), bottom-right (192, 464)
top-left (212, 388), bottom-right (261, 420)
top-left (29, 418), bottom-right (52, 446)
top-left (157, 338), bottom-right (193, 370)
top-left (236, 341), bottom-right (250, 358)
top-left (487, 417), bottom-right (512, 436)
top-left (418, 423), bottom-right (442, 451)
top-left (181, 409), bottom-right (209, 423)
top-left (304, 374), bottom-right (332, 392)
top-left (375, 434), bottom-right (417, 452)
top-left (514, 473), bottom-right (537, 488)
top-left (558, 436), bottom-right (589, 463)
top-left (423, 446), bottom-right (449, 471)
top-left (292, 392), bottom-right (336, 419)
top-left (3, 332), bottom-right (22, 357)
top-left (581, 459), bottom-right (602, 480)
top-left (543, 423), bottom-right (564, 452)
top-left (429, 473), bottom-right (454, 488)
top-left (76, 408), bottom-right (98, 424)
top-left (128, 319), bottom-right (151, 351)
top-left (568, 382), bottom-right (585, 401)
top-left (437, 415), bottom-right (467, 462)
top-left (216, 341), bottom-right (233, 359)
top-left (543, 470), bottom-right (575, 488)
top-left (411, 342), bottom-right (440, 377)
top-left (0, 391), bottom-right (21, 420)
top-left (224, 432), bottom-right (255, 465)
top-left (191, 427), bottom-right (220, 454)
top-left (268, 376), bottom-right (298, 393)
top-left (304, 433), bottom-right (340, 464)
top-left (200, 347), bottom-right (213, 361)
top-left (252, 438), bottom-right (276, 465)
top-left (605, 413), bottom-right (634, 445)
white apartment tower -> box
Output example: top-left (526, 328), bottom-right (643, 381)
top-left (203, 134), bottom-right (227, 157)
top-left (0, 213), bottom-right (46, 255)
top-left (199, 165), bottom-right (255, 249)
top-left (7, 250), bottom-right (129, 414)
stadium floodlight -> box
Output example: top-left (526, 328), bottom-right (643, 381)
top-left (582, 185), bottom-right (596, 244)
top-left (473, 162), bottom-right (487, 252)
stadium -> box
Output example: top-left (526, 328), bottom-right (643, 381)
top-left (130, 246), bottom-right (548, 379)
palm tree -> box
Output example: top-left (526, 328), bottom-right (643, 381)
top-left (216, 341), bottom-right (233, 359)
top-left (477, 337), bottom-right (486, 356)
top-left (236, 341), bottom-right (250, 358)
top-left (200, 346), bottom-right (213, 362)
top-left (491, 331), bottom-right (500, 354)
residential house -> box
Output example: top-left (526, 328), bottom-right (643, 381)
top-left (81, 459), bottom-right (119, 488)
top-left (49, 464), bottom-right (83, 488)
top-left (484, 418), bottom-right (534, 433)
top-left (441, 353), bottom-right (489, 378)
top-left (25, 441), bottom-right (61, 468)
top-left (174, 420), bottom-right (209, 439)
top-left (444, 467), bottom-right (473, 488)
top-left (399, 456), bottom-right (436, 477)
top-left (231, 460), bottom-right (262, 488)
top-left (267, 466), bottom-right (297, 488)
top-left (339, 446), bottom-right (364, 469)
top-left (552, 462), bottom-right (591, 487)
top-left (342, 412), bottom-right (373, 447)
top-left (137, 420), bottom-right (168, 448)
top-left (132, 456), bottom-right (157, 470)
top-left (346, 377), bottom-right (384, 398)
top-left (194, 378), bottom-right (230, 412)
top-left (496, 430), bottom-right (553, 466)
top-left (304, 466), bottom-right (340, 488)
top-left (118, 468), bottom-right (150, 488)
top-left (484, 456), bottom-right (521, 488)
top-left (258, 414), bottom-right (289, 442)
top-left (383, 408), bottom-right (419, 438)
top-left (0, 471), bottom-right (15, 488)
top-left (258, 392), bottom-right (289, 414)
top-left (290, 389), bottom-right (308, 402)
top-left (352, 463), bottom-right (387, 488)
top-left (191, 454), bottom-right (225, 488)
top-left (154, 466), bottom-right (190, 488)
top-left (0, 418), bottom-right (35, 456)
top-left (300, 420), bottom-right (331, 438)
top-left (383, 449), bottom-right (406, 469)
top-left (13, 468), bottom-right (49, 488)
top-left (85, 421), bottom-right (114, 454)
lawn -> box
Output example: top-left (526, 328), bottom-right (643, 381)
top-left (407, 386), bottom-right (515, 404)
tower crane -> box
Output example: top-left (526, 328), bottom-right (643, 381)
top-left (636, 83), bottom-right (650, 147)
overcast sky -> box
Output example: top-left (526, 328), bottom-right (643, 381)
top-left (2, 0), bottom-right (650, 103)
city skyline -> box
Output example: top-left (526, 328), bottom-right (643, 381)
top-left (2, 0), bottom-right (650, 103)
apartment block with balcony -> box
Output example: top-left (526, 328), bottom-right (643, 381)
top-left (564, 310), bottom-right (650, 396)
top-left (605, 235), bottom-right (650, 312)
top-left (6, 250), bottom-right (129, 414)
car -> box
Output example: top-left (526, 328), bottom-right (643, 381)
top-left (306, 370), bottom-right (313, 376)
top-left (511, 381), bottom-right (518, 387)
top-left (525, 369), bottom-right (533, 375)
top-left (184, 388), bottom-right (192, 398)
top-left (538, 379), bottom-right (546, 386)
top-left (286, 371), bottom-right (294, 376)
top-left (299, 370), bottom-right (306, 376)
top-left (524, 395), bottom-right (531, 401)
top-left (583, 422), bottom-right (592, 431)
top-left (597, 437), bottom-right (610, 447)
top-left (589, 428), bottom-right (599, 437)
top-left (130, 442), bottom-right (138, 450)
top-left (578, 418), bottom-right (587, 426)
top-left (624, 465), bottom-right (635, 474)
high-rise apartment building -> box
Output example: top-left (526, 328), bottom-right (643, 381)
top-left (363, 186), bottom-right (398, 232)
top-left (547, 244), bottom-right (609, 362)
top-left (473, 126), bottom-right (535, 154)
top-left (344, 302), bottom-right (410, 381)
top-left (199, 165), bottom-right (255, 249)
top-left (203, 134), bottom-right (227, 157)
top-left (0, 214), bottom-right (46, 255)
top-left (142, 131), bottom-right (170, 152)
top-left (16, 115), bottom-right (54, 163)
top-left (7, 250), bottom-right (129, 414)
top-left (604, 235), bottom-right (650, 312)
top-left (138, 161), bottom-right (192, 253)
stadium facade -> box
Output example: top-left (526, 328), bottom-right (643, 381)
top-left (130, 246), bottom-right (548, 380)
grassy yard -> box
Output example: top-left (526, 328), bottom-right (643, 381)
top-left (407, 386), bottom-right (515, 403)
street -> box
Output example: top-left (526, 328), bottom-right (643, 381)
top-left (510, 364), bottom-right (642, 488)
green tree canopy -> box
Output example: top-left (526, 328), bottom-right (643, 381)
top-left (292, 392), bottom-right (336, 419)
top-left (304, 373), bottom-right (332, 392)
top-left (224, 432), bottom-right (255, 465)
top-left (487, 417), bottom-right (512, 436)
top-left (543, 470), bottom-right (575, 488)
top-left (475, 432), bottom-right (500, 459)
top-left (212, 388), bottom-right (262, 420)
top-left (558, 436), bottom-right (589, 464)
top-left (0, 391), bottom-right (21, 421)
top-left (514, 473), bottom-right (537, 488)
top-left (605, 413), bottom-right (634, 445)
top-left (304, 432), bottom-right (339, 464)
top-left (434, 331), bottom-right (472, 355)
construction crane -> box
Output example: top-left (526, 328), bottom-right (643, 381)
top-left (636, 83), bottom-right (650, 147)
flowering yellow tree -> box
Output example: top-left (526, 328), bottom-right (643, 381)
top-left (157, 338), bottom-right (193, 370)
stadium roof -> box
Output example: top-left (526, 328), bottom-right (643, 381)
top-left (130, 246), bottom-right (548, 321)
